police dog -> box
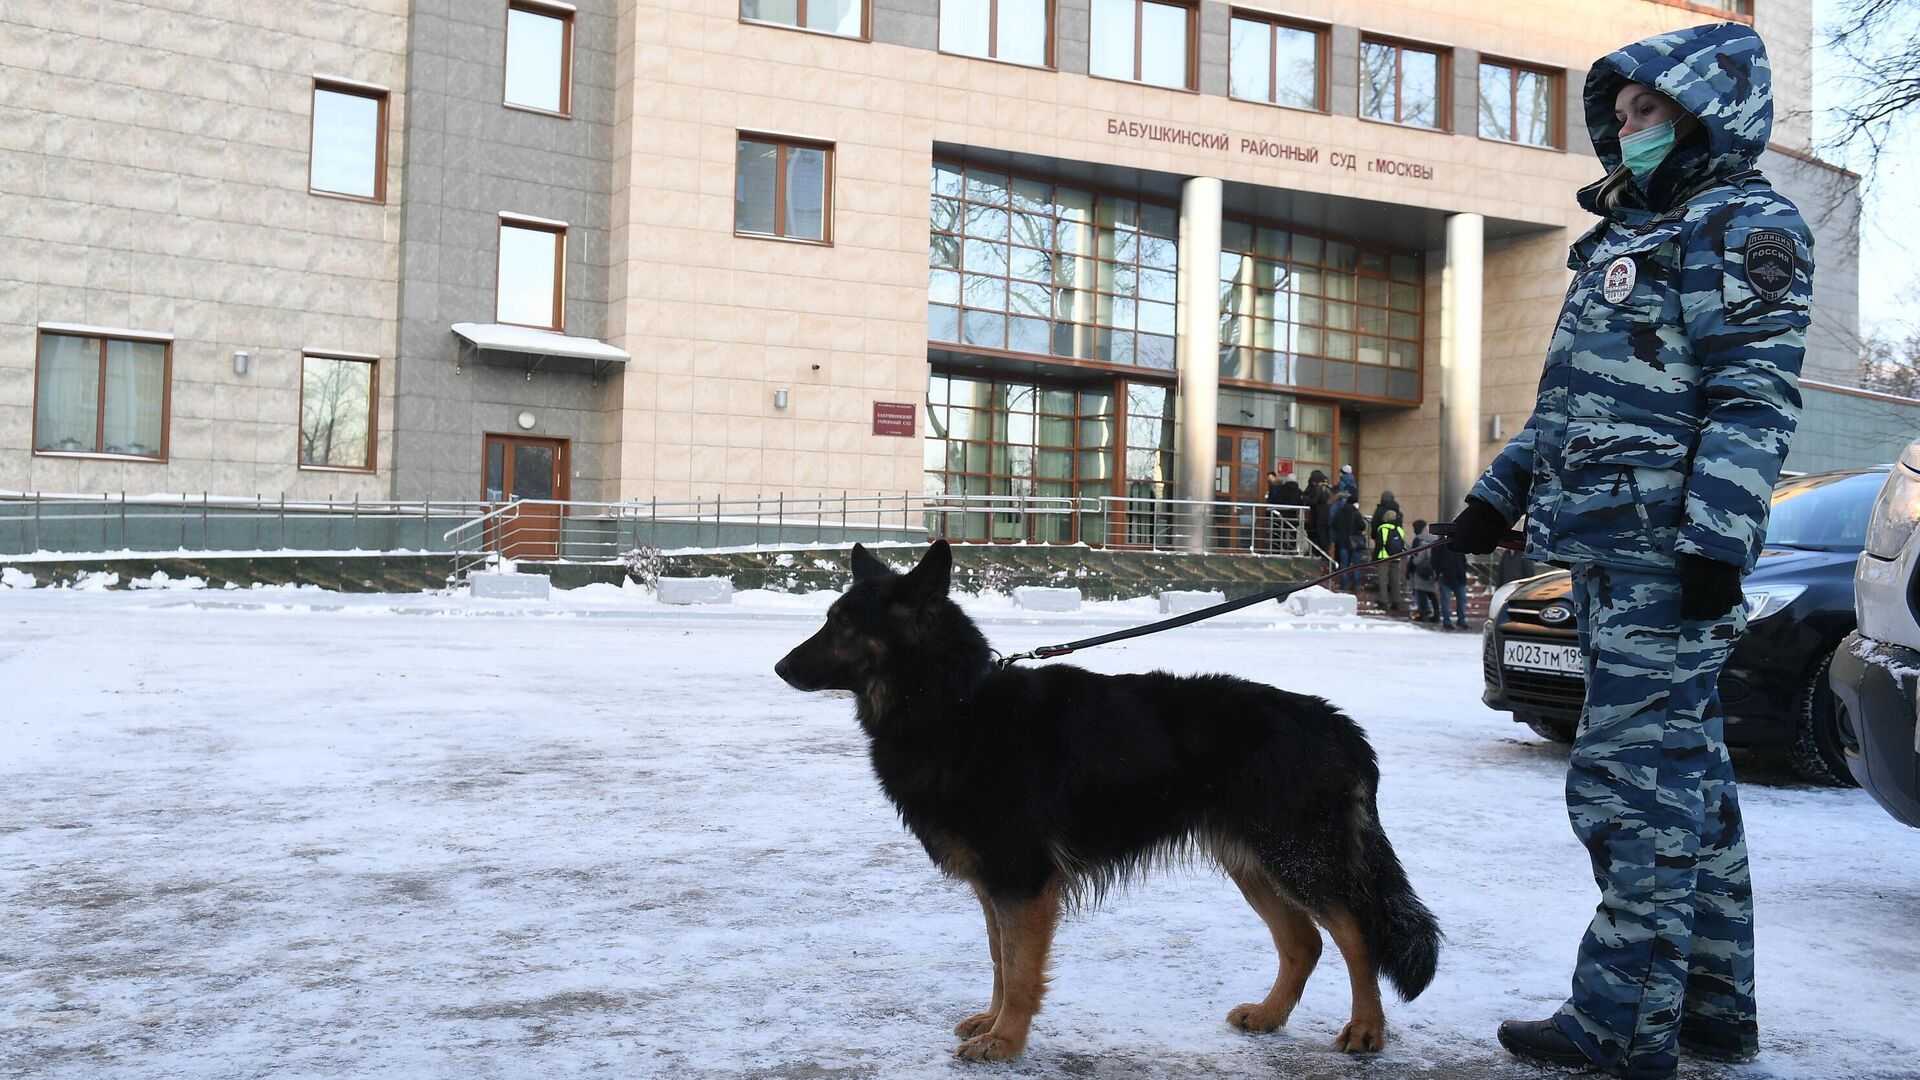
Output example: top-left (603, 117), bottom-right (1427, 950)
top-left (774, 541), bottom-right (1440, 1063)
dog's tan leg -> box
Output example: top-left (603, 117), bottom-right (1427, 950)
top-left (954, 882), bottom-right (1004, 1039)
top-left (1225, 868), bottom-right (1323, 1032)
top-left (1318, 907), bottom-right (1387, 1053)
top-left (955, 877), bottom-right (1060, 1063)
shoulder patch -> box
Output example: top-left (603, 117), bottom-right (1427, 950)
top-left (1742, 229), bottom-right (1796, 302)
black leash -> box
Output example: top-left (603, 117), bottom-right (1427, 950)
top-left (994, 524), bottom-right (1525, 668)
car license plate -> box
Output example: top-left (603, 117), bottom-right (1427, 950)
top-left (1503, 639), bottom-right (1584, 676)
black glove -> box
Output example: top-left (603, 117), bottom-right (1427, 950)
top-left (1680, 554), bottom-right (1744, 621)
top-left (1446, 498), bottom-right (1511, 555)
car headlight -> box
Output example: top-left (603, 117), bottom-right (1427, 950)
top-left (1864, 461), bottom-right (1920, 560)
top-left (1743, 583), bottom-right (1805, 622)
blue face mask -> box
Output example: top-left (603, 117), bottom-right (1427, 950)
top-left (1619, 120), bottom-right (1676, 179)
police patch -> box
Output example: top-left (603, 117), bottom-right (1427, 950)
top-left (1743, 229), bottom-right (1796, 302)
top-left (1602, 256), bottom-right (1637, 304)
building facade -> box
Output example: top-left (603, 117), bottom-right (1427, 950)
top-left (0, 0), bottom-right (1873, 542)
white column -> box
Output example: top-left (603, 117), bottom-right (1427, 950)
top-left (1174, 176), bottom-right (1223, 552)
top-left (1439, 212), bottom-right (1484, 518)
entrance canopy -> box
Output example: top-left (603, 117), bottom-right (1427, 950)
top-left (451, 322), bottom-right (630, 381)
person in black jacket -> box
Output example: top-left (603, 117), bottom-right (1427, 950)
top-left (1304, 470), bottom-right (1332, 556)
top-left (1429, 539), bottom-right (1470, 630)
top-left (1332, 491), bottom-right (1368, 591)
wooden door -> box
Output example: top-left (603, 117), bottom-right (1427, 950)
top-left (483, 434), bottom-right (570, 560)
top-left (1214, 426), bottom-right (1270, 551)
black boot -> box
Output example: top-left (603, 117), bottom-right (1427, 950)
top-left (1497, 1019), bottom-right (1596, 1070)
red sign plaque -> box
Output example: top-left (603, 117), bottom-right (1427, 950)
top-left (872, 402), bottom-right (916, 437)
top-left (1273, 458), bottom-right (1296, 476)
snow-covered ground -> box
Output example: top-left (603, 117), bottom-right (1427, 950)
top-left (3, 580), bottom-right (1917, 1079)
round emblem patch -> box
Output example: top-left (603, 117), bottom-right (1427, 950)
top-left (1601, 256), bottom-right (1637, 304)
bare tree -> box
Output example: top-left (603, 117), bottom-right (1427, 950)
top-left (1859, 326), bottom-right (1920, 398)
top-left (1823, 0), bottom-right (1920, 174)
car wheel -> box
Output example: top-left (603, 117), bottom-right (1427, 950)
top-left (1523, 715), bottom-right (1577, 743)
top-left (1788, 651), bottom-right (1857, 787)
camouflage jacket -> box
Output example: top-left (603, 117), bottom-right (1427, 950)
top-left (1470, 22), bottom-right (1813, 576)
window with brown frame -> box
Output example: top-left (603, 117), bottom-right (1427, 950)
top-left (496, 215), bottom-right (567, 330)
top-left (1089, 0), bottom-right (1194, 90)
top-left (928, 160), bottom-right (1180, 370)
top-left (309, 79), bottom-right (388, 202)
top-left (1218, 222), bottom-right (1423, 403)
top-left (1478, 58), bottom-right (1561, 148)
top-left (740, 0), bottom-right (866, 38)
top-left (1360, 36), bottom-right (1447, 130)
top-left (33, 329), bottom-right (171, 460)
top-left (735, 135), bottom-right (833, 244)
top-left (299, 353), bottom-right (377, 471)
top-left (504, 0), bottom-right (573, 115)
top-left (1227, 12), bottom-right (1324, 110)
top-left (939, 0), bottom-right (1051, 68)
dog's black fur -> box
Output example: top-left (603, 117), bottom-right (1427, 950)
top-left (775, 541), bottom-right (1440, 1062)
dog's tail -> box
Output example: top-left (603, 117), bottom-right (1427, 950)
top-left (1356, 802), bottom-right (1441, 1001)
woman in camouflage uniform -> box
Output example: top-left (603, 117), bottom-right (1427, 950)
top-left (1446, 22), bottom-right (1813, 1080)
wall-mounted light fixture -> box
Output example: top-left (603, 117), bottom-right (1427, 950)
top-left (1488, 414), bottom-right (1504, 442)
top-left (517, 411), bottom-right (537, 430)
top-left (233, 350), bottom-right (250, 376)
top-left (773, 388), bottom-right (790, 410)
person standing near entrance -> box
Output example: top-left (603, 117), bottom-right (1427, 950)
top-left (1446, 22), bottom-right (1812, 1079)
top-left (1371, 509), bottom-right (1407, 612)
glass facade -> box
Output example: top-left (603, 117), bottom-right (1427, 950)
top-left (929, 161), bottom-right (1179, 369)
top-left (923, 373), bottom-right (1172, 543)
top-left (1218, 222), bottom-right (1422, 402)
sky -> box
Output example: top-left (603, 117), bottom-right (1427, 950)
top-left (1811, 0), bottom-right (1920, 339)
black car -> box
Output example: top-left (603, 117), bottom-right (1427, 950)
top-left (1481, 467), bottom-right (1887, 784)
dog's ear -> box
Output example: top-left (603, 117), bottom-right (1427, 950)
top-left (850, 543), bottom-right (892, 584)
top-left (901, 539), bottom-right (952, 600)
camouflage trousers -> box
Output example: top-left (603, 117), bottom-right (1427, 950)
top-left (1553, 564), bottom-right (1758, 1079)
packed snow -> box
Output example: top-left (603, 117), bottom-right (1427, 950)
top-left (2, 579), bottom-right (1917, 1079)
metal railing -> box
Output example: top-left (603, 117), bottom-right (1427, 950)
top-left (440, 492), bottom-right (1323, 582)
top-left (0, 490), bottom-right (1328, 577)
top-left (0, 492), bottom-right (490, 558)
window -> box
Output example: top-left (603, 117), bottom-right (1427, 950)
top-left (1360, 37), bottom-right (1445, 129)
top-left (740, 0), bottom-right (865, 38)
top-left (939, 0), bottom-right (1050, 68)
top-left (735, 135), bottom-right (833, 243)
top-left (33, 329), bottom-right (170, 459)
top-left (1228, 13), bottom-right (1323, 110)
top-left (299, 354), bottom-right (377, 471)
top-left (1218, 222), bottom-right (1422, 402)
top-left (496, 215), bottom-right (567, 330)
top-left (922, 375), bottom-right (1168, 545)
top-left (309, 79), bottom-right (387, 201)
top-left (1478, 59), bottom-right (1560, 148)
top-left (1089, 0), bottom-right (1193, 90)
top-left (504, 0), bottom-right (573, 115)
top-left (928, 161), bottom-right (1179, 368)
